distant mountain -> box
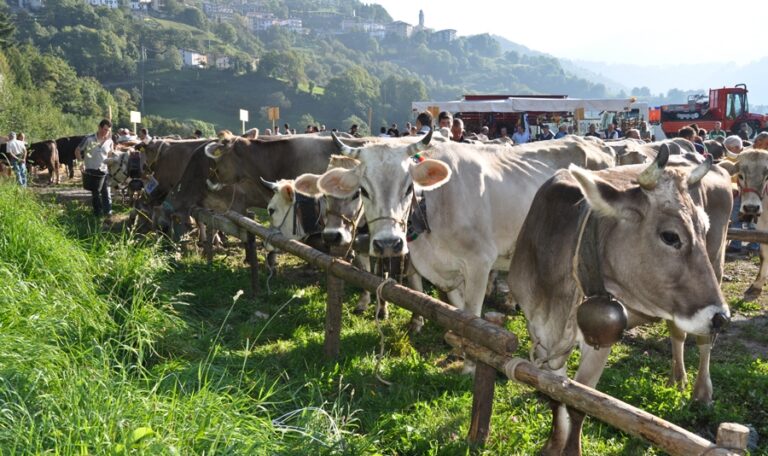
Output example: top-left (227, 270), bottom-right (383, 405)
top-left (571, 59), bottom-right (768, 105)
top-left (491, 35), bottom-right (546, 58)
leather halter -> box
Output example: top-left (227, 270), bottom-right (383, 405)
top-left (574, 204), bottom-right (609, 298)
top-left (739, 181), bottom-right (768, 199)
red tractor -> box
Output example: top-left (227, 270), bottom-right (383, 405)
top-left (658, 84), bottom-right (768, 138)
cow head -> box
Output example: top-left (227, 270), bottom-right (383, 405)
top-left (295, 155), bottom-right (364, 247)
top-left (308, 131), bottom-right (451, 257)
top-left (726, 150), bottom-right (768, 218)
top-left (261, 178), bottom-right (297, 251)
top-left (568, 146), bottom-right (729, 336)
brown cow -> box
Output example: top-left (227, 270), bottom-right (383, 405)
top-left (27, 140), bottom-right (60, 184)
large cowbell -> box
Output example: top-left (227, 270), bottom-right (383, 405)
top-left (576, 295), bottom-right (628, 350)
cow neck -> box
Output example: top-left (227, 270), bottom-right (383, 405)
top-left (573, 203), bottom-right (609, 298)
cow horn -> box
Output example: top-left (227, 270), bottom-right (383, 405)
top-left (206, 179), bottom-right (223, 192)
top-left (406, 129), bottom-right (433, 157)
top-left (688, 155), bottom-right (713, 186)
top-left (637, 143), bottom-right (670, 190)
top-left (204, 142), bottom-right (224, 160)
top-left (331, 131), bottom-right (360, 158)
top-left (260, 177), bottom-right (279, 191)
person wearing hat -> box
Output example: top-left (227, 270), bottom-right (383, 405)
top-left (537, 124), bottom-right (554, 141)
top-left (5, 131), bottom-right (27, 187)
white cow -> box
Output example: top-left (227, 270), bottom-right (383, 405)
top-left (300, 131), bottom-right (615, 370)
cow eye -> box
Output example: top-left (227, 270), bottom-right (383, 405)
top-left (268, 207), bottom-right (275, 216)
top-left (405, 184), bottom-right (414, 196)
top-left (660, 231), bottom-right (682, 249)
top-left (351, 189), bottom-right (361, 199)
top-left (737, 173), bottom-right (744, 181)
top-left (360, 187), bottom-right (370, 199)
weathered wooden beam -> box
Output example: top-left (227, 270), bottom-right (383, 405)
top-left (218, 209), bottom-right (519, 356)
top-left (324, 245), bottom-right (347, 359)
top-left (727, 228), bottom-right (768, 244)
top-left (467, 311), bottom-right (505, 446)
top-left (444, 332), bottom-right (746, 456)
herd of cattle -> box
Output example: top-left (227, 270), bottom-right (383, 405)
top-left (8, 129), bottom-right (768, 454)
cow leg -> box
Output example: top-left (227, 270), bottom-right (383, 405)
top-left (667, 321), bottom-right (688, 390)
top-left (745, 242), bottom-right (768, 300)
top-left (67, 163), bottom-right (74, 179)
top-left (562, 344), bottom-right (611, 456)
top-left (692, 335), bottom-right (713, 404)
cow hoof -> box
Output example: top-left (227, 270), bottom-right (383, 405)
top-left (352, 306), bottom-right (368, 315)
top-left (407, 317), bottom-right (424, 334)
top-left (743, 286), bottom-right (762, 302)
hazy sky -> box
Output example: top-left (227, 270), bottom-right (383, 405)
top-left (372, 0), bottom-right (766, 66)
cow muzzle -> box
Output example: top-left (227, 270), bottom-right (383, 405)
top-left (371, 236), bottom-right (405, 257)
top-left (322, 228), bottom-right (352, 246)
top-left (711, 311), bottom-right (730, 332)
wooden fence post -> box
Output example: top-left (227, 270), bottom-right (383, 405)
top-left (244, 210), bottom-right (259, 297)
top-left (716, 423), bottom-right (750, 454)
top-left (324, 245), bottom-right (346, 359)
top-left (468, 311), bottom-right (505, 445)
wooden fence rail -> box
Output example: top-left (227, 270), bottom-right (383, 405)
top-left (727, 227), bottom-right (768, 244)
top-left (192, 207), bottom-right (749, 455)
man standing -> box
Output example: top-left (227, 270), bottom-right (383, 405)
top-left (75, 119), bottom-right (114, 218)
top-left (536, 124), bottom-right (554, 141)
top-left (511, 114), bottom-right (530, 144)
top-left (6, 132), bottom-right (27, 187)
top-left (708, 121), bottom-right (727, 140)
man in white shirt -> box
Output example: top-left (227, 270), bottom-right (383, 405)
top-left (5, 132), bottom-right (27, 187)
top-left (75, 119), bottom-right (115, 217)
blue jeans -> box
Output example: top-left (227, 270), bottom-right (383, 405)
top-left (11, 160), bottom-right (26, 187)
top-left (90, 173), bottom-right (112, 217)
top-left (730, 195), bottom-right (760, 251)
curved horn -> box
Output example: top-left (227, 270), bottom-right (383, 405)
top-left (688, 155), bottom-right (713, 186)
top-left (331, 131), bottom-right (360, 158)
top-left (637, 143), bottom-right (670, 190)
top-left (260, 176), bottom-right (279, 192)
top-left (206, 179), bottom-right (223, 192)
top-left (406, 129), bottom-right (433, 157)
top-left (204, 141), bottom-right (224, 160)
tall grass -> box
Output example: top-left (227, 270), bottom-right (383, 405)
top-left (1, 181), bottom-right (765, 455)
top-left (0, 183), bottom-right (286, 453)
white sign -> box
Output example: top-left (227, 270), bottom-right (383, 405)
top-left (239, 109), bottom-right (249, 122)
top-left (130, 111), bottom-right (141, 123)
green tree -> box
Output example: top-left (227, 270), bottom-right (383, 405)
top-left (324, 65), bottom-right (380, 118)
top-left (0, 9), bottom-right (16, 50)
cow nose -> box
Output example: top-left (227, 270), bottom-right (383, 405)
top-left (323, 231), bottom-right (342, 246)
top-left (742, 204), bottom-right (761, 215)
top-left (372, 237), bottom-right (403, 256)
top-left (711, 312), bottom-right (730, 331)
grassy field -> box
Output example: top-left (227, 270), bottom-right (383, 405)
top-left (1, 178), bottom-right (767, 455)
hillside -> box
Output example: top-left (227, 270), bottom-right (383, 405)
top-left (6, 0), bottom-right (612, 132)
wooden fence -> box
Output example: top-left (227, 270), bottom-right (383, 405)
top-left (192, 207), bottom-right (750, 455)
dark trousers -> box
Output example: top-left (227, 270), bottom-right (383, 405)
top-left (90, 173), bottom-right (112, 217)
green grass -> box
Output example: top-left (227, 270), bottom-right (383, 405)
top-left (1, 180), bottom-right (766, 455)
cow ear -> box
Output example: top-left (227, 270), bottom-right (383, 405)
top-left (294, 173), bottom-right (322, 197)
top-left (411, 159), bottom-right (451, 191)
top-left (569, 164), bottom-right (623, 218)
top-left (317, 167), bottom-right (361, 199)
top-left (717, 160), bottom-right (737, 175)
top-left (278, 181), bottom-right (295, 203)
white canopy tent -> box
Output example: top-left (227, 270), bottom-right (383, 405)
top-left (411, 97), bottom-right (637, 114)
